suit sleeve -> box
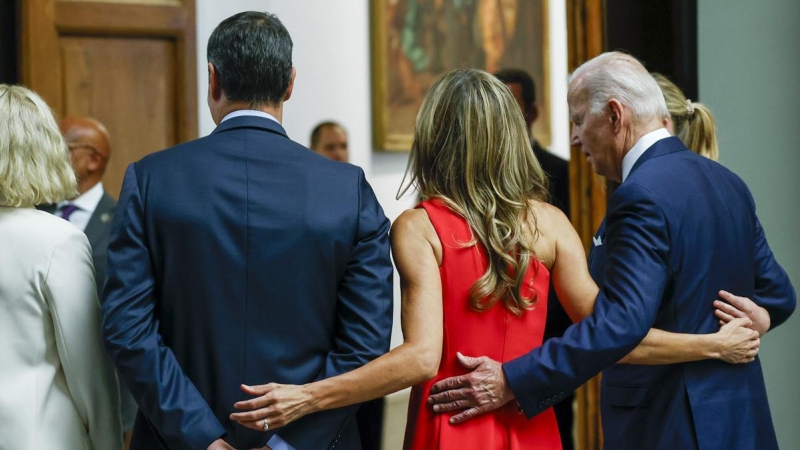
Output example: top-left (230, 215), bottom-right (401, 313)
top-left (278, 168), bottom-right (394, 450)
top-left (44, 229), bottom-right (123, 450)
top-left (101, 164), bottom-right (226, 450)
top-left (751, 215), bottom-right (796, 328)
top-left (504, 183), bottom-right (670, 418)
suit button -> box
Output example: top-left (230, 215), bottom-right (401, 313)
top-left (538, 401), bottom-right (547, 409)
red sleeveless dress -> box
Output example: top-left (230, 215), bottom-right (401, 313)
top-left (403, 199), bottom-right (562, 450)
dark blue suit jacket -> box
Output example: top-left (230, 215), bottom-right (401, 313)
top-left (504, 137), bottom-right (795, 450)
top-left (101, 116), bottom-right (393, 450)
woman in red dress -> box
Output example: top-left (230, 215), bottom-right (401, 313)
top-left (230, 69), bottom-right (759, 449)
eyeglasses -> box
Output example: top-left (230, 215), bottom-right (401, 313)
top-left (67, 143), bottom-right (108, 160)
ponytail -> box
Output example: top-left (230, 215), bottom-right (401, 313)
top-left (679, 102), bottom-right (719, 161)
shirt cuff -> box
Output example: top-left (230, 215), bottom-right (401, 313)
top-left (267, 434), bottom-right (297, 450)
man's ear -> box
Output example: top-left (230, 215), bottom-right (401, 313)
top-left (87, 151), bottom-right (103, 172)
top-left (663, 116), bottom-right (674, 134)
top-left (283, 67), bottom-right (296, 102)
top-left (208, 62), bottom-right (223, 102)
top-left (607, 99), bottom-right (624, 134)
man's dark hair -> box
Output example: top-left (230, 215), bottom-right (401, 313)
top-left (207, 11), bottom-right (293, 106)
top-left (494, 68), bottom-right (536, 113)
top-left (309, 121), bottom-right (345, 149)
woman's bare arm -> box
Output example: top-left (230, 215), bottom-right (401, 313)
top-left (230, 209), bottom-right (443, 430)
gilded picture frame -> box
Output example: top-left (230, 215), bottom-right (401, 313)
top-left (370, 0), bottom-right (552, 151)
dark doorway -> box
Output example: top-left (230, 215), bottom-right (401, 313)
top-left (605, 0), bottom-right (697, 100)
top-left (0, 0), bottom-right (18, 84)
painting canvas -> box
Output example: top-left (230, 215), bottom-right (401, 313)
top-left (371, 0), bottom-right (551, 151)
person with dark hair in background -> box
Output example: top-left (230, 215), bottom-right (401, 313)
top-left (494, 68), bottom-right (575, 450)
top-left (309, 121), bottom-right (349, 162)
top-left (101, 11), bottom-right (393, 450)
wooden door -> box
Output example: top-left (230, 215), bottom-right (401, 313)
top-left (20, 0), bottom-right (197, 198)
top-left (567, 0), bottom-right (605, 449)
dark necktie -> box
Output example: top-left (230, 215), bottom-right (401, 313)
top-left (59, 204), bottom-right (79, 222)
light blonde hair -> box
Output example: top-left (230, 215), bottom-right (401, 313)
top-left (398, 69), bottom-right (549, 316)
top-left (652, 73), bottom-right (719, 161)
top-left (0, 85), bottom-right (76, 207)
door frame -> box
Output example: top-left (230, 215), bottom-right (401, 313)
top-left (19, 0), bottom-right (197, 142)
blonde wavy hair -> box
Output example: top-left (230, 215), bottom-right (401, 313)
top-left (0, 85), bottom-right (76, 207)
top-left (398, 69), bottom-right (549, 316)
top-left (652, 73), bottom-right (719, 161)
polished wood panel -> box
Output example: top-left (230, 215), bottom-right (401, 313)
top-left (20, 0), bottom-right (62, 111)
top-left (20, 0), bottom-right (197, 198)
top-left (61, 36), bottom-right (177, 197)
top-left (567, 0), bottom-right (605, 449)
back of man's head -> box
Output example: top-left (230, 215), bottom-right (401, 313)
top-left (494, 68), bottom-right (536, 110)
top-left (207, 12), bottom-right (293, 107)
top-left (570, 52), bottom-right (668, 123)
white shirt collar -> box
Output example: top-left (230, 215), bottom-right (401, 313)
top-left (621, 128), bottom-right (672, 182)
top-left (220, 110), bottom-right (280, 124)
top-left (57, 181), bottom-right (105, 214)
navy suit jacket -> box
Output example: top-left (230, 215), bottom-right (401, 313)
top-left (101, 116), bottom-right (393, 450)
top-left (504, 137), bottom-right (795, 450)
top-left (84, 192), bottom-right (116, 295)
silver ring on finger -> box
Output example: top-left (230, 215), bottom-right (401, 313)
top-left (262, 418), bottom-right (269, 431)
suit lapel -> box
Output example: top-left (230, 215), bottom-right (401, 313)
top-left (84, 192), bottom-right (116, 247)
top-left (589, 138), bottom-right (686, 287)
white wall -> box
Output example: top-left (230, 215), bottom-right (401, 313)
top-left (699, 1), bottom-right (800, 448)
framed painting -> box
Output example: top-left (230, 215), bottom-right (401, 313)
top-left (370, 0), bottom-right (552, 151)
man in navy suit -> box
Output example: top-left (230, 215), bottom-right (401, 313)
top-left (427, 52), bottom-right (795, 449)
top-left (101, 12), bottom-right (393, 450)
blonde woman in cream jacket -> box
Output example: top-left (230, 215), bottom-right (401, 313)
top-left (0, 84), bottom-right (122, 450)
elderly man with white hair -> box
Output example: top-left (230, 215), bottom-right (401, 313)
top-left (427, 52), bottom-right (796, 450)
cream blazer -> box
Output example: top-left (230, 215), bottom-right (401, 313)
top-left (0, 207), bottom-right (122, 450)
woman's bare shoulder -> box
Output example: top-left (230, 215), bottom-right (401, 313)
top-left (392, 208), bottom-right (442, 265)
top-left (526, 199), bottom-right (573, 269)
top-left (528, 199), bottom-right (571, 234)
top-left (392, 208), bottom-right (434, 234)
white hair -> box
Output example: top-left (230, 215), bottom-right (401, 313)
top-left (0, 85), bottom-right (77, 207)
top-left (569, 52), bottom-right (669, 122)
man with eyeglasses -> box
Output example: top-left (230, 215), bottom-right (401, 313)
top-left (45, 116), bottom-right (117, 294)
